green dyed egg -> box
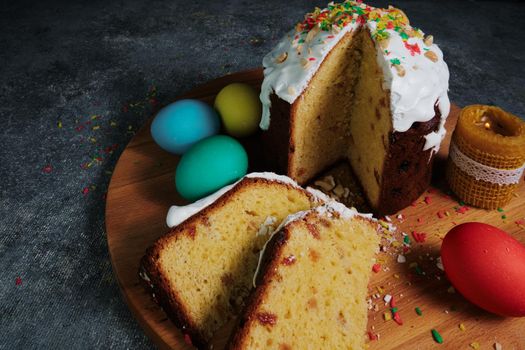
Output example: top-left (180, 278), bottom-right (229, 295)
top-left (175, 135), bottom-right (248, 201)
top-left (214, 83), bottom-right (262, 137)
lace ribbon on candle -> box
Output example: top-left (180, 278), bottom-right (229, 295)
top-left (449, 142), bottom-right (525, 185)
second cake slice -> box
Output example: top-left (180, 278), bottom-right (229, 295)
top-left (228, 202), bottom-right (379, 350)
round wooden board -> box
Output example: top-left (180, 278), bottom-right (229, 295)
top-left (106, 69), bottom-right (525, 350)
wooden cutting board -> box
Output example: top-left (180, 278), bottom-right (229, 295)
top-left (105, 69), bottom-right (525, 349)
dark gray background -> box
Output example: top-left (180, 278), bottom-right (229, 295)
top-left (1, 0), bottom-right (524, 349)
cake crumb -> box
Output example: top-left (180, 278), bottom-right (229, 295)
top-left (436, 257), bottom-right (444, 271)
top-left (470, 342), bottom-right (480, 349)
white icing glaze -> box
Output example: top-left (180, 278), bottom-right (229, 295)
top-left (166, 172), bottom-right (317, 228)
top-left (314, 200), bottom-right (374, 220)
top-left (305, 186), bottom-right (333, 203)
top-left (259, 1), bottom-right (450, 154)
top-left (166, 182), bottom-right (236, 228)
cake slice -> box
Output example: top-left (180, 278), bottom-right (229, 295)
top-left (228, 202), bottom-right (379, 350)
top-left (140, 173), bottom-right (324, 348)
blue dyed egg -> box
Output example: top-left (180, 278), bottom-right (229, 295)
top-left (150, 99), bottom-right (220, 154)
top-left (175, 135), bottom-right (248, 201)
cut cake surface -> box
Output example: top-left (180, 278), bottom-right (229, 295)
top-left (228, 203), bottom-right (379, 350)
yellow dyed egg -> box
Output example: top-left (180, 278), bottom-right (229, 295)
top-left (214, 83), bottom-right (262, 137)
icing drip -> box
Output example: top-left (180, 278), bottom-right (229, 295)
top-left (166, 172), bottom-right (323, 228)
top-left (259, 1), bottom-right (450, 154)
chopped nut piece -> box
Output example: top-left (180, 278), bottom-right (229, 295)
top-left (305, 25), bottom-right (320, 43)
top-left (394, 64), bottom-right (406, 77)
top-left (379, 37), bottom-right (390, 50)
top-left (301, 57), bottom-right (312, 69)
top-left (333, 184), bottom-right (345, 197)
top-left (424, 51), bottom-right (438, 62)
top-left (424, 35), bottom-right (434, 46)
top-left (276, 52), bottom-right (288, 63)
top-left (314, 178), bottom-right (335, 192)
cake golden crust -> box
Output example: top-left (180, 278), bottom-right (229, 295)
top-left (378, 108), bottom-right (440, 215)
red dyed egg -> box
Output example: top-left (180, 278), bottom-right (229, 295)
top-left (441, 222), bottom-right (525, 317)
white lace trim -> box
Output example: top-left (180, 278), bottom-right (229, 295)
top-left (449, 142), bottom-right (525, 185)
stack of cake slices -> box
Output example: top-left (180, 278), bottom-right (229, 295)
top-left (140, 172), bottom-right (380, 349)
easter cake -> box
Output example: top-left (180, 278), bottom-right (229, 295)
top-left (228, 202), bottom-right (379, 349)
top-left (260, 0), bottom-right (450, 215)
top-left (140, 173), bottom-right (326, 348)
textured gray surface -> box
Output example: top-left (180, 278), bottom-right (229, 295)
top-left (0, 0), bottom-right (524, 349)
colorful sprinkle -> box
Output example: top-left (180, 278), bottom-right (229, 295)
top-left (42, 165), bottom-right (53, 174)
top-left (390, 296), bottom-right (397, 308)
top-left (415, 307), bottom-right (422, 316)
top-left (393, 312), bottom-right (403, 325)
top-left (390, 58), bottom-right (401, 65)
top-left (412, 231), bottom-right (427, 243)
top-left (459, 323), bottom-right (466, 331)
top-left (183, 334), bottom-right (192, 345)
top-left (15, 277), bottom-right (22, 286)
top-left (431, 329), bottom-right (443, 344)
top-left (372, 263), bottom-right (382, 273)
top-left (456, 206), bottom-right (469, 214)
